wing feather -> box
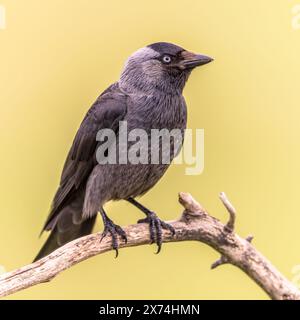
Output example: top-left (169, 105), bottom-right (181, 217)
top-left (42, 83), bottom-right (127, 231)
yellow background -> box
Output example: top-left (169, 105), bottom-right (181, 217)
top-left (0, 0), bottom-right (300, 299)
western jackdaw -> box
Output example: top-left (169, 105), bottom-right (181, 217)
top-left (34, 42), bottom-right (213, 261)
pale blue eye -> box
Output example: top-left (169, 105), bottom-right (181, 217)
top-left (162, 55), bottom-right (172, 63)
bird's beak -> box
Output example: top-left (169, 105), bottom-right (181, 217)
top-left (181, 51), bottom-right (214, 69)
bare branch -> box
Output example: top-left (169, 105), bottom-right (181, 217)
top-left (246, 235), bottom-right (254, 243)
top-left (211, 235), bottom-right (254, 270)
top-left (219, 192), bottom-right (236, 231)
top-left (0, 192), bottom-right (299, 300)
top-left (211, 255), bottom-right (228, 269)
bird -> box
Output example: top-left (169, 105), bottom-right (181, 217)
top-left (34, 42), bottom-right (213, 261)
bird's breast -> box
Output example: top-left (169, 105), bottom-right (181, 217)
top-left (126, 93), bottom-right (187, 131)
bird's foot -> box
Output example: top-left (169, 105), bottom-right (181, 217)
top-left (137, 212), bottom-right (175, 254)
top-left (100, 218), bottom-right (127, 258)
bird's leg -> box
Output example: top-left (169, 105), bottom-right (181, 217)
top-left (126, 197), bottom-right (175, 253)
top-left (99, 207), bottom-right (127, 257)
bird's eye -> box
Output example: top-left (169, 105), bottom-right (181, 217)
top-left (162, 55), bottom-right (172, 64)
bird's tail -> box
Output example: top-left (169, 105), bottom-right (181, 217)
top-left (33, 200), bottom-right (97, 262)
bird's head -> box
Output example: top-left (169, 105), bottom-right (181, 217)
top-left (120, 42), bottom-right (213, 95)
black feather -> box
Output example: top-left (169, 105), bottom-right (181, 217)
top-left (35, 83), bottom-right (128, 260)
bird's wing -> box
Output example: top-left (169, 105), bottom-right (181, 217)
top-left (42, 82), bottom-right (128, 231)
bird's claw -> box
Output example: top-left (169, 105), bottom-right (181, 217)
top-left (100, 219), bottom-right (127, 258)
top-left (137, 212), bottom-right (175, 254)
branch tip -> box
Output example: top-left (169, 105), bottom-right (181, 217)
top-left (211, 255), bottom-right (229, 270)
top-left (219, 192), bottom-right (236, 232)
top-left (246, 235), bottom-right (254, 243)
top-left (178, 192), bottom-right (205, 219)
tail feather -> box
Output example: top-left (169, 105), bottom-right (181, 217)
top-left (33, 215), bottom-right (96, 262)
top-left (34, 186), bottom-right (97, 262)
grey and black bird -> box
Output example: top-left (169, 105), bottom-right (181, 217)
top-left (34, 42), bottom-right (213, 261)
